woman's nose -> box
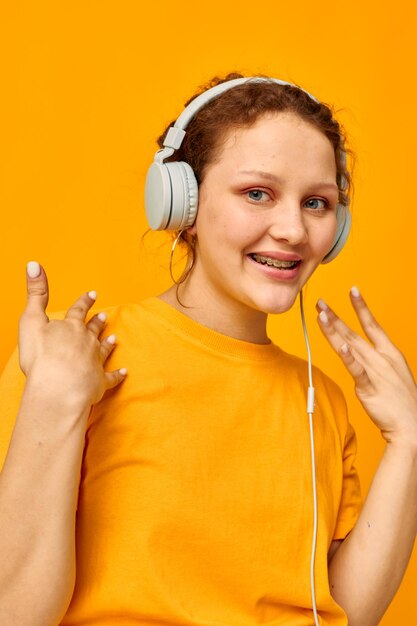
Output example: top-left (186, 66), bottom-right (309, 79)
top-left (268, 202), bottom-right (309, 246)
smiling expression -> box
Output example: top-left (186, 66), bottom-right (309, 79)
top-left (180, 111), bottom-right (339, 330)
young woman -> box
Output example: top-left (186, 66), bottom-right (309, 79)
top-left (0, 73), bottom-right (416, 626)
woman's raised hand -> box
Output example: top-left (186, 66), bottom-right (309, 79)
top-left (18, 261), bottom-right (127, 408)
top-left (316, 288), bottom-right (417, 446)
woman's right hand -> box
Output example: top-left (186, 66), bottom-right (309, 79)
top-left (18, 261), bottom-right (127, 408)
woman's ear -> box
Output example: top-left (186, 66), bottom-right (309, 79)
top-left (186, 223), bottom-right (197, 237)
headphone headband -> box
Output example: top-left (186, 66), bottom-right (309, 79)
top-left (161, 77), bottom-right (320, 152)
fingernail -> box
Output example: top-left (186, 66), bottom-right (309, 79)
top-left (319, 311), bottom-right (329, 324)
top-left (351, 286), bottom-right (360, 298)
top-left (88, 290), bottom-right (97, 300)
top-left (119, 368), bottom-right (128, 376)
top-left (317, 298), bottom-right (328, 311)
top-left (27, 261), bottom-right (41, 278)
top-left (107, 334), bottom-right (117, 344)
top-left (340, 343), bottom-right (350, 354)
top-left (97, 312), bottom-right (107, 322)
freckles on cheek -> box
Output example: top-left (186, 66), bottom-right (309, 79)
top-left (319, 233), bottom-right (335, 254)
top-left (311, 221), bottom-right (337, 257)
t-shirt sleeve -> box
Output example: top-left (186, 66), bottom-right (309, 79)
top-left (0, 344), bottom-right (27, 470)
top-left (332, 418), bottom-right (362, 540)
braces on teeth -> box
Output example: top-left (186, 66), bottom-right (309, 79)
top-left (251, 254), bottom-right (299, 268)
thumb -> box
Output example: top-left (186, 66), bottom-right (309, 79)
top-left (18, 262), bottom-right (50, 376)
top-left (25, 261), bottom-right (49, 321)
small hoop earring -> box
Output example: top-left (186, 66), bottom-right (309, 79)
top-left (169, 230), bottom-right (195, 285)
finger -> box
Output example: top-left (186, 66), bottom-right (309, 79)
top-left (99, 334), bottom-right (117, 362)
top-left (338, 343), bottom-right (373, 391)
top-left (24, 261), bottom-right (49, 325)
top-left (317, 304), bottom-right (377, 364)
top-left (65, 290), bottom-right (98, 322)
top-left (104, 366), bottom-right (128, 390)
top-left (86, 311), bottom-right (108, 337)
top-left (349, 286), bottom-right (400, 356)
top-left (317, 309), bottom-right (374, 389)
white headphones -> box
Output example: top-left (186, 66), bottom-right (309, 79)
top-left (145, 77), bottom-right (351, 264)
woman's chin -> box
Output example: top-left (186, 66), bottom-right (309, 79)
top-left (250, 291), bottom-right (300, 315)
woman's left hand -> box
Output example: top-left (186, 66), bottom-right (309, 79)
top-left (316, 288), bottom-right (417, 446)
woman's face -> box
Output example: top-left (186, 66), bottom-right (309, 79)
top-left (186, 111), bottom-right (339, 318)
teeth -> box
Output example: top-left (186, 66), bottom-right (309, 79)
top-left (252, 254), bottom-right (299, 269)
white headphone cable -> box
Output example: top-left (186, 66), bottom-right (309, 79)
top-left (299, 289), bottom-right (320, 626)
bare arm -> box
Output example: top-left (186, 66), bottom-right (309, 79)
top-left (328, 440), bottom-right (417, 626)
top-left (316, 288), bottom-right (417, 625)
top-left (0, 381), bottom-right (91, 626)
top-left (0, 262), bottom-right (126, 626)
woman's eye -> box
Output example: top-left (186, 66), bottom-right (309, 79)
top-left (305, 198), bottom-right (329, 210)
top-left (247, 189), bottom-right (269, 202)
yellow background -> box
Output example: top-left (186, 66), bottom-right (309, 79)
top-left (1, 1), bottom-right (416, 623)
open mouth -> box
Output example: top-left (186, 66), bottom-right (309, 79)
top-left (249, 253), bottom-right (302, 270)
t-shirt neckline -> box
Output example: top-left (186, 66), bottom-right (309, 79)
top-left (138, 296), bottom-right (281, 362)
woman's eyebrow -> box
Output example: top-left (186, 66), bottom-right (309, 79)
top-left (237, 170), bottom-right (281, 182)
top-left (237, 170), bottom-right (339, 192)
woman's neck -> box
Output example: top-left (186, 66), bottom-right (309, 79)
top-left (157, 283), bottom-right (270, 345)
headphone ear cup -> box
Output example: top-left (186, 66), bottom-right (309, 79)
top-left (167, 162), bottom-right (198, 230)
top-left (145, 161), bottom-right (173, 230)
top-left (321, 204), bottom-right (351, 264)
top-left (145, 161), bottom-right (198, 231)
top-left (179, 162), bottom-right (198, 228)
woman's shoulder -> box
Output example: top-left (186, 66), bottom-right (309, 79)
top-left (276, 345), bottom-right (346, 405)
top-left (47, 297), bottom-right (157, 330)
top-left (47, 299), bottom-right (144, 319)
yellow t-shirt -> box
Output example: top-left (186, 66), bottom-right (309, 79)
top-left (0, 297), bottom-right (362, 626)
